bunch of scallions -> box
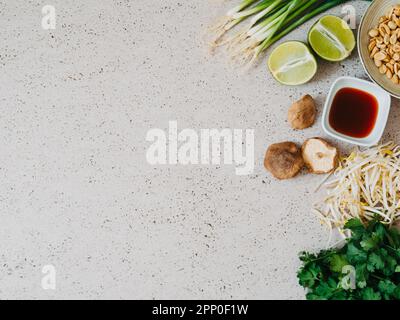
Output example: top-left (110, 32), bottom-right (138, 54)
top-left (210, 0), bottom-right (371, 66)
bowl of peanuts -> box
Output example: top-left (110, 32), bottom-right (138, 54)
top-left (359, 0), bottom-right (400, 98)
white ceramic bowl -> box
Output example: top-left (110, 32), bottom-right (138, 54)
top-left (358, 0), bottom-right (400, 98)
top-left (322, 76), bottom-right (391, 147)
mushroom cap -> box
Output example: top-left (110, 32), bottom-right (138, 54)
top-left (288, 94), bottom-right (316, 130)
top-left (264, 142), bottom-right (304, 179)
top-left (302, 138), bottom-right (339, 174)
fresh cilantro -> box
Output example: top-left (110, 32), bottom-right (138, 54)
top-left (367, 252), bottom-right (385, 272)
top-left (329, 254), bottom-right (349, 273)
top-left (297, 219), bottom-right (400, 300)
top-left (378, 280), bottom-right (396, 300)
top-left (361, 287), bottom-right (381, 300)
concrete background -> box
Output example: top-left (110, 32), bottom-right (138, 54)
top-left (0, 0), bottom-right (399, 299)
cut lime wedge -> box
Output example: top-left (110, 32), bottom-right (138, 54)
top-left (268, 41), bottom-right (317, 86)
top-left (308, 15), bottom-right (355, 62)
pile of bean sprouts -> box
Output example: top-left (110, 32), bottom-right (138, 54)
top-left (314, 142), bottom-right (400, 241)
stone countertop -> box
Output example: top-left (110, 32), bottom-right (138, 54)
top-left (0, 0), bottom-right (399, 299)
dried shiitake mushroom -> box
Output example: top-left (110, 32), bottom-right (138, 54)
top-left (302, 138), bottom-right (339, 174)
top-left (288, 95), bottom-right (316, 130)
top-left (264, 142), bottom-right (304, 180)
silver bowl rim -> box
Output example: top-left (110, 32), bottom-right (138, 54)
top-left (357, 1), bottom-right (400, 99)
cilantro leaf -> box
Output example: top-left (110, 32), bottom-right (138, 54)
top-left (378, 280), bottom-right (396, 299)
top-left (367, 252), bottom-right (385, 272)
top-left (297, 264), bottom-right (319, 288)
top-left (393, 286), bottom-right (400, 299)
top-left (355, 263), bottom-right (368, 288)
top-left (386, 228), bottom-right (400, 247)
top-left (329, 254), bottom-right (349, 273)
top-left (347, 243), bottom-right (367, 264)
top-left (314, 278), bottom-right (338, 300)
top-left (360, 232), bottom-right (381, 251)
top-left (345, 218), bottom-right (364, 229)
top-left (361, 287), bottom-right (381, 300)
top-left (345, 219), bottom-right (365, 240)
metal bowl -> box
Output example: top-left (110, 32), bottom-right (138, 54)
top-left (358, 0), bottom-right (400, 98)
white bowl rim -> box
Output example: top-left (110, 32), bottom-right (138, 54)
top-left (357, 1), bottom-right (400, 99)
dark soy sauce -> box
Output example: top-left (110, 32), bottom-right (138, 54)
top-left (329, 87), bottom-right (379, 138)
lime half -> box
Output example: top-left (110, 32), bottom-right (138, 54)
top-left (308, 15), bottom-right (355, 62)
top-left (268, 41), bottom-right (317, 86)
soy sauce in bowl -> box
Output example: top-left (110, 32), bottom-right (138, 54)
top-left (329, 87), bottom-right (379, 138)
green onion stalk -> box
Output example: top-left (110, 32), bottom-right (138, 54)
top-left (210, 0), bottom-right (288, 46)
top-left (229, 0), bottom-right (303, 65)
top-left (211, 0), bottom-right (372, 66)
top-left (223, 1), bottom-right (291, 49)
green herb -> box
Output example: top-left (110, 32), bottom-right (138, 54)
top-left (297, 219), bottom-right (400, 300)
top-left (212, 0), bottom-right (372, 65)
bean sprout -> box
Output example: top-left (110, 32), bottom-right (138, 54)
top-left (314, 142), bottom-right (400, 234)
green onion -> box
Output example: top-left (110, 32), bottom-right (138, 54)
top-left (211, 0), bottom-right (372, 66)
top-left (211, 0), bottom-right (275, 45)
top-left (256, 0), bottom-right (356, 54)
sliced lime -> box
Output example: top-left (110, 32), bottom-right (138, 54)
top-left (308, 15), bottom-right (355, 62)
top-left (268, 41), bottom-right (317, 86)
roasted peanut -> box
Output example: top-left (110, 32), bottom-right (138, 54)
top-left (374, 51), bottom-right (387, 61)
top-left (368, 5), bottom-right (400, 85)
top-left (389, 21), bottom-right (397, 29)
top-left (369, 29), bottom-right (379, 37)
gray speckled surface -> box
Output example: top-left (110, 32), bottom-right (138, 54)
top-left (0, 0), bottom-right (399, 300)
